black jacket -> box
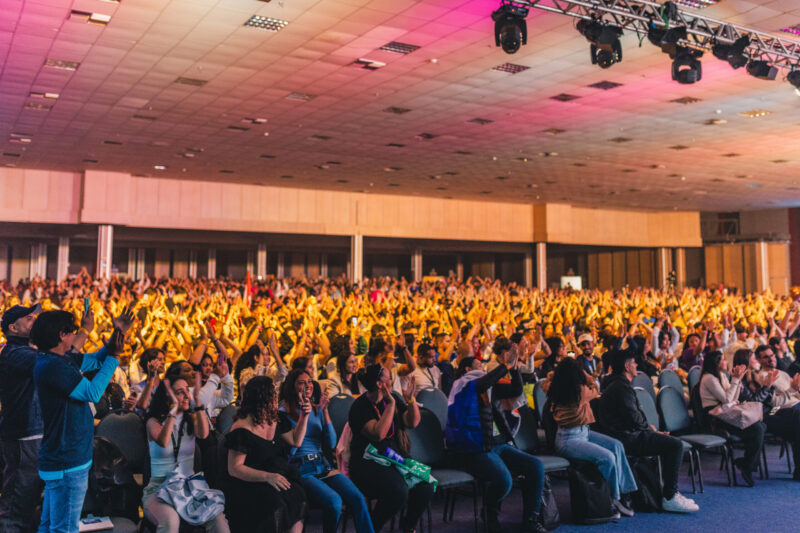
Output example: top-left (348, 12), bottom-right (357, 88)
top-left (0, 335), bottom-right (43, 439)
top-left (598, 372), bottom-right (650, 444)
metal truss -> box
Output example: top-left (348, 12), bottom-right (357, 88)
top-left (511, 0), bottom-right (800, 69)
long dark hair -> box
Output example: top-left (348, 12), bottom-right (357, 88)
top-left (146, 363), bottom-right (194, 435)
top-left (236, 376), bottom-right (277, 426)
top-left (547, 357), bottom-right (585, 407)
top-left (280, 368), bottom-right (311, 408)
top-left (234, 345), bottom-right (260, 388)
top-left (733, 349), bottom-right (753, 369)
top-left (701, 350), bottom-right (724, 381)
top-left (337, 352), bottom-right (360, 395)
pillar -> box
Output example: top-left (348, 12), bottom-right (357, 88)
top-left (29, 243), bottom-right (47, 279)
top-left (674, 247), bottom-right (686, 289)
top-left (276, 252), bottom-right (285, 278)
top-left (246, 250), bottom-right (255, 275)
top-left (128, 248), bottom-right (137, 279)
top-left (755, 241), bottom-right (769, 292)
top-left (412, 248), bottom-right (422, 282)
top-left (320, 253), bottom-right (329, 278)
top-left (188, 250), bottom-right (198, 279)
top-left (57, 237), bottom-right (69, 281)
top-left (350, 235), bottom-right (363, 282)
top-left (524, 248), bottom-right (533, 288)
top-left (154, 249), bottom-right (170, 278)
top-left (208, 248), bottom-right (216, 279)
top-left (0, 244), bottom-right (8, 281)
top-left (136, 248), bottom-right (145, 280)
top-left (96, 225), bottom-right (113, 279)
top-left (256, 244), bottom-right (267, 279)
top-left (535, 242), bottom-right (547, 289)
top-left (655, 247), bottom-right (671, 290)
top-left (456, 255), bottom-right (464, 281)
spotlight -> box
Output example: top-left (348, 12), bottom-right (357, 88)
top-left (648, 25), bottom-right (687, 56)
top-left (577, 18), bottom-right (623, 68)
top-left (746, 60), bottom-right (778, 80)
top-left (787, 70), bottom-right (800, 95)
top-left (672, 46), bottom-right (703, 84)
top-left (712, 36), bottom-right (750, 69)
top-left (492, 3), bottom-right (528, 54)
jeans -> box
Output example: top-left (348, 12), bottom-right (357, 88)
top-left (301, 473), bottom-right (374, 533)
top-left (37, 465), bottom-right (89, 533)
top-left (0, 438), bottom-right (43, 533)
top-left (620, 431), bottom-right (683, 500)
top-left (555, 426), bottom-right (637, 500)
top-left (463, 444), bottom-right (545, 519)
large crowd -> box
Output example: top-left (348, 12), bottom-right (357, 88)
top-left (1, 272), bottom-right (800, 533)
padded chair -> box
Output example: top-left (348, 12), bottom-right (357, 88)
top-left (658, 385), bottom-right (731, 492)
top-left (215, 403), bottom-right (237, 436)
top-left (408, 408), bottom-right (478, 532)
top-left (95, 410), bottom-right (149, 486)
top-left (328, 393), bottom-right (355, 438)
top-left (532, 380), bottom-right (547, 421)
top-left (632, 372), bottom-right (656, 403)
top-left (416, 387), bottom-right (448, 431)
top-left (658, 370), bottom-right (686, 404)
top-left (516, 405), bottom-right (570, 474)
top-left (687, 366), bottom-right (702, 393)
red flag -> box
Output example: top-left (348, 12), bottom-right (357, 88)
top-left (245, 271), bottom-right (252, 307)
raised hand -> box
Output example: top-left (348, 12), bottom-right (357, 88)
top-left (401, 375), bottom-right (416, 402)
top-left (163, 379), bottom-right (178, 406)
top-left (113, 305), bottom-right (135, 334)
top-left (317, 391), bottom-right (330, 411)
top-left (81, 307), bottom-right (95, 333)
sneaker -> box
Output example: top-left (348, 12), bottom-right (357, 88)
top-left (662, 492), bottom-right (699, 513)
top-left (613, 499), bottom-right (635, 517)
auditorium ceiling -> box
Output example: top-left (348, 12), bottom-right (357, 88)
top-left (1, 0), bottom-right (799, 211)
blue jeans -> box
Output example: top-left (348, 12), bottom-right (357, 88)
top-left (37, 466), bottom-right (89, 533)
top-left (301, 473), bottom-right (374, 533)
top-left (555, 425), bottom-right (637, 500)
top-left (463, 444), bottom-right (545, 518)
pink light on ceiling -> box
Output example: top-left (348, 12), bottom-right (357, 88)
top-left (781, 24), bottom-right (800, 37)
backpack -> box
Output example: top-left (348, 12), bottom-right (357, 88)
top-left (445, 380), bottom-right (484, 453)
top-left (567, 461), bottom-right (618, 524)
top-left (84, 437), bottom-right (142, 522)
top-left (629, 456), bottom-right (662, 512)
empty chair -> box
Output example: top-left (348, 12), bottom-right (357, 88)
top-left (416, 387), bottom-right (448, 431)
top-left (632, 372), bottom-right (656, 404)
top-left (659, 370), bottom-right (686, 404)
top-left (687, 366), bottom-right (702, 393)
top-left (215, 403), bottom-right (237, 435)
top-left (533, 380), bottom-right (547, 421)
top-left (328, 393), bottom-right (354, 438)
top-left (516, 405), bottom-right (570, 473)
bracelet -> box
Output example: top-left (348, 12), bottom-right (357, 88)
top-left (78, 328), bottom-right (90, 337)
top-left (193, 405), bottom-right (206, 413)
top-left (407, 396), bottom-right (416, 405)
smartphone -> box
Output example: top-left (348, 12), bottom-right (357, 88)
top-left (83, 296), bottom-right (90, 315)
top-left (209, 317), bottom-right (217, 330)
top-left (350, 317), bottom-right (357, 327)
top-left (567, 351), bottom-right (576, 358)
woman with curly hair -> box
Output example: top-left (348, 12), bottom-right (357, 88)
top-left (221, 376), bottom-right (309, 533)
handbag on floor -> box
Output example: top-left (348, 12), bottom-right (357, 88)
top-left (567, 462), bottom-right (619, 524)
top-left (629, 457), bottom-right (662, 513)
top-left (540, 474), bottom-right (560, 530)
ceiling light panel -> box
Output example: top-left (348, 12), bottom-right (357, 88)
top-left (492, 63), bottom-right (530, 74)
top-left (44, 59), bottom-right (79, 71)
top-left (379, 42), bottom-right (420, 54)
top-left (244, 15), bottom-right (288, 32)
top-left (673, 0), bottom-right (719, 9)
top-left (781, 24), bottom-right (800, 36)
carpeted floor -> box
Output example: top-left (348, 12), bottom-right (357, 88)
top-left (305, 442), bottom-right (800, 533)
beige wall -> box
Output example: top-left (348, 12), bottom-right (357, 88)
top-left (586, 249), bottom-right (655, 290)
top-left (704, 242), bottom-right (791, 295)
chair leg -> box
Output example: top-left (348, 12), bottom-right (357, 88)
top-left (761, 445), bottom-right (768, 480)
top-left (472, 481), bottom-right (479, 533)
top-left (442, 490), bottom-right (449, 523)
top-left (787, 440), bottom-right (794, 474)
top-left (427, 502), bottom-right (432, 533)
top-left (694, 449), bottom-right (704, 493)
top-left (727, 444), bottom-right (736, 487)
top-left (687, 450), bottom-right (696, 494)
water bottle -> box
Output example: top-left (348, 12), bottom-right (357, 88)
top-left (382, 446), bottom-right (405, 464)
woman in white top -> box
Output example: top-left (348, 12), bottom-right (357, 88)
top-left (144, 366), bottom-right (230, 533)
top-left (325, 352), bottom-right (364, 397)
top-left (698, 350), bottom-right (765, 487)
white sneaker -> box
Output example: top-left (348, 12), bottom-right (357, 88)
top-left (662, 492), bottom-right (699, 513)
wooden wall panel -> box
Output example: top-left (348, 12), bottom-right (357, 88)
top-left (768, 243), bottom-right (791, 295)
top-left (742, 244), bottom-right (756, 294)
top-left (626, 250), bottom-right (641, 287)
top-left (639, 249), bottom-right (654, 287)
top-left (597, 252), bottom-right (613, 290)
top-left (705, 246), bottom-right (723, 287)
top-left (721, 244), bottom-right (743, 289)
top-left (587, 253), bottom-right (599, 289)
top-left (612, 251), bottom-right (627, 289)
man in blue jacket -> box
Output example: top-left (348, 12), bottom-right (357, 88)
top-left (30, 307), bottom-right (132, 533)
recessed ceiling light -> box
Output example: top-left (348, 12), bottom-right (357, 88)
top-left (722, 153), bottom-right (740, 157)
top-left (609, 137), bottom-right (632, 143)
top-left (573, 162), bottom-right (587, 167)
top-left (622, 169), bottom-right (636, 173)
top-left (542, 128), bottom-right (566, 135)
top-left (260, 154), bottom-right (276, 159)
top-left (650, 164), bottom-right (666, 169)
top-left (443, 171), bottom-right (458, 176)
top-left (480, 191), bottom-right (492, 194)
top-left (243, 15), bottom-right (288, 31)
top-left (772, 159), bottom-right (789, 163)
top-left (175, 77), bottom-right (208, 86)
top-left (24, 102), bottom-right (52, 111)
top-left (670, 145), bottom-right (690, 150)
top-left (70, 10), bottom-right (111, 25)
top-left (227, 125), bottom-right (249, 132)
top-left (285, 92), bottom-right (316, 101)
top-left (154, 165), bottom-right (167, 170)
top-left (740, 109), bottom-right (771, 118)
top-left (9, 132), bottom-right (32, 144)
top-left (540, 151), bottom-right (558, 157)
top-left (415, 133), bottom-right (437, 140)
top-left (467, 118), bottom-right (493, 125)
top-left (551, 93), bottom-right (580, 102)
top-left (44, 58), bottom-right (79, 71)
top-left (455, 150), bottom-right (472, 155)
top-left (380, 41), bottom-right (420, 54)
top-left (386, 143), bottom-right (405, 148)
top-left (336, 179), bottom-right (349, 183)
top-left (280, 175), bottom-right (293, 179)
top-left (132, 114), bottom-right (157, 121)
top-left (310, 134), bottom-right (331, 140)
top-left (670, 96), bottom-right (702, 104)
top-left (219, 170), bottom-right (235, 174)
top-left (492, 63), bottom-right (530, 74)
top-left (588, 81), bottom-right (623, 90)
top-left (704, 118), bottom-right (727, 125)
top-left (383, 107), bottom-right (411, 115)
top-left (674, 0), bottom-right (719, 9)
top-left (3, 152), bottom-right (21, 157)
top-left (780, 24), bottom-right (800, 36)
top-left (383, 167), bottom-right (402, 172)
top-left (103, 140), bottom-right (122, 145)
top-left (747, 183), bottom-right (761, 188)
top-left (29, 91), bottom-right (59, 100)
top-left (496, 176), bottom-right (509, 180)
top-left (243, 117), bottom-right (267, 124)
top-left (353, 58), bottom-right (386, 70)
top-left (436, 186), bottom-right (448, 190)
top-left (387, 183), bottom-right (400, 187)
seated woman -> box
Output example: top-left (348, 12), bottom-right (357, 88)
top-left (699, 350), bottom-right (766, 487)
top-left (447, 337), bottom-right (547, 533)
top-left (222, 376), bottom-right (308, 533)
top-left (281, 369), bottom-right (374, 533)
top-left (143, 366), bottom-right (229, 533)
top-left (326, 351), bottom-right (363, 397)
top-left (347, 364), bottom-right (432, 533)
top-left (549, 357), bottom-right (636, 517)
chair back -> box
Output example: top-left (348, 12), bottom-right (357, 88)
top-left (533, 380), bottom-right (547, 422)
top-left (95, 410), bottom-right (148, 476)
top-left (407, 408), bottom-right (444, 466)
top-left (416, 387), bottom-right (448, 431)
top-left (328, 393), bottom-right (354, 438)
top-left (216, 404), bottom-right (238, 435)
top-left (687, 366), bottom-right (702, 392)
top-left (634, 386), bottom-right (660, 430)
top-left (513, 405), bottom-right (540, 454)
top-left (657, 385), bottom-right (691, 434)
top-left (658, 370), bottom-right (685, 401)
top-left (632, 371), bottom-right (656, 403)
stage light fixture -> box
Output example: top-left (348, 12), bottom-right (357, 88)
top-left (492, 2), bottom-right (528, 54)
top-left (576, 18), bottom-right (623, 68)
top-left (788, 70), bottom-right (800, 95)
top-left (712, 35), bottom-right (750, 69)
top-left (671, 46), bottom-right (703, 84)
top-left (648, 25), bottom-right (687, 56)
top-left (746, 60), bottom-right (778, 80)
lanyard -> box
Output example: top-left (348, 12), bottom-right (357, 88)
top-left (171, 416), bottom-right (187, 463)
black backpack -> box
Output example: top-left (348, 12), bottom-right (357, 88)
top-left (629, 456), bottom-right (663, 512)
top-left (567, 461), bottom-right (619, 524)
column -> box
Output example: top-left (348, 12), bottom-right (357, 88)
top-left (28, 245), bottom-right (38, 279)
top-left (256, 244), bottom-right (267, 279)
top-left (276, 252), bottom-right (285, 279)
top-left (411, 248), bottom-right (422, 282)
top-left (655, 247), bottom-right (671, 290)
top-left (246, 250), bottom-right (255, 275)
top-left (57, 237), bottom-right (69, 281)
top-left (207, 248), bottom-right (217, 279)
top-left (350, 235), bottom-right (363, 282)
top-left (535, 242), bottom-right (547, 289)
top-left (136, 248), bottom-right (145, 280)
top-left (674, 247), bottom-right (686, 289)
top-left (524, 247), bottom-right (533, 288)
top-left (96, 225), bottom-right (113, 279)
top-left (188, 250), bottom-right (198, 279)
top-left (754, 241), bottom-right (769, 292)
top-left (320, 253), bottom-right (329, 278)
top-left (128, 248), bottom-right (137, 279)
top-left (0, 244), bottom-right (8, 281)
top-left (456, 255), bottom-right (464, 281)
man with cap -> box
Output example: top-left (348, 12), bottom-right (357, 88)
top-left (576, 333), bottom-right (600, 377)
top-left (0, 303), bottom-right (43, 532)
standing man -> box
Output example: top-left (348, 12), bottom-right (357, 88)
top-left (0, 304), bottom-right (42, 533)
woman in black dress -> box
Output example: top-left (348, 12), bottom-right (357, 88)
top-left (221, 376), bottom-right (310, 533)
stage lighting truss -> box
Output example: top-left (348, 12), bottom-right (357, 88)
top-left (512, 0), bottom-right (800, 70)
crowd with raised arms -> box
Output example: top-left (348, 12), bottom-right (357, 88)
top-left (1, 272), bottom-right (800, 533)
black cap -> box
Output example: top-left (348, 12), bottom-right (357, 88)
top-left (1, 303), bottom-right (42, 334)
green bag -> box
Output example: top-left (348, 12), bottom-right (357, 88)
top-left (363, 444), bottom-right (438, 491)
